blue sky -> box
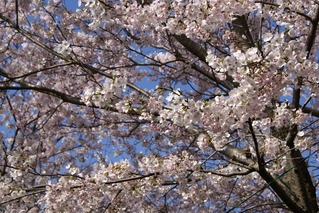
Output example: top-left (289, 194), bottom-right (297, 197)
top-left (64, 0), bottom-right (80, 11)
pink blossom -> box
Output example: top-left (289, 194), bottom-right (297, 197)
top-left (0, 0), bottom-right (319, 212)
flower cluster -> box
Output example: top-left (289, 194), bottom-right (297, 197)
top-left (82, 77), bottom-right (127, 107)
top-left (55, 41), bottom-right (72, 55)
top-left (1, 0), bottom-right (319, 212)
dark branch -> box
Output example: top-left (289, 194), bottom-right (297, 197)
top-left (306, 5), bottom-right (319, 57)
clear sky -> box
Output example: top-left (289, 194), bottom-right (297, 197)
top-left (64, 0), bottom-right (80, 11)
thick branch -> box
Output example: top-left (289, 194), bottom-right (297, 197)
top-left (231, 15), bottom-right (255, 51)
top-left (218, 145), bottom-right (259, 171)
top-left (301, 106), bottom-right (319, 117)
top-left (257, 167), bottom-right (306, 213)
top-left (173, 35), bottom-right (237, 90)
top-left (306, 5), bottom-right (319, 57)
top-left (200, 169), bottom-right (254, 177)
top-left (173, 34), bottom-right (208, 62)
top-left (215, 144), bottom-right (306, 212)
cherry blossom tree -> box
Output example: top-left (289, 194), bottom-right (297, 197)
top-left (1, 0), bottom-right (319, 212)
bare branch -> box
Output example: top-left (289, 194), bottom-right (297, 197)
top-left (0, 190), bottom-right (46, 205)
top-left (218, 145), bottom-right (259, 171)
top-left (200, 169), bottom-right (255, 177)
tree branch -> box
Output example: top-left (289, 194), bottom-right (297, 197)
top-left (200, 169), bottom-right (255, 177)
top-left (306, 5), bottom-right (319, 57)
top-left (0, 190), bottom-right (46, 205)
top-left (218, 145), bottom-right (259, 171)
top-left (173, 34), bottom-right (208, 62)
top-left (173, 35), bottom-right (237, 90)
top-left (248, 118), bottom-right (264, 167)
top-left (301, 106), bottom-right (319, 117)
top-left (255, 1), bottom-right (313, 22)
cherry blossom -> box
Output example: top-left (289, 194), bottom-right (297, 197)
top-left (0, 0), bottom-right (319, 212)
top-left (54, 41), bottom-right (72, 56)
